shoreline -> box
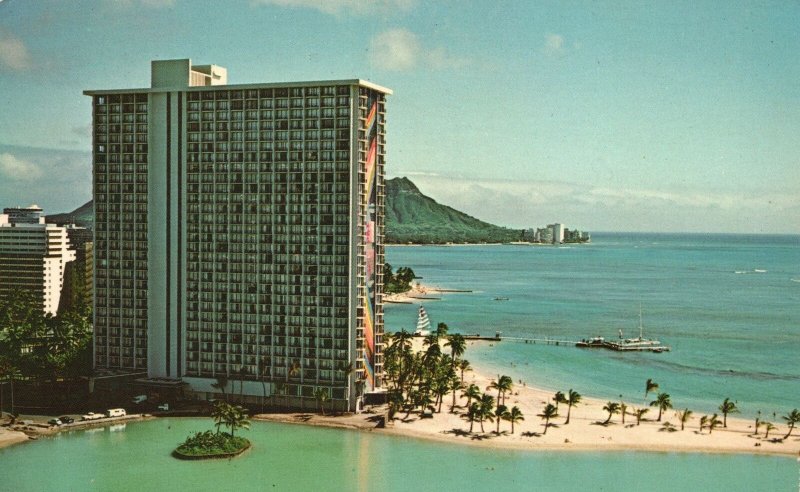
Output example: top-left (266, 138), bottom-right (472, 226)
top-left (254, 359), bottom-right (798, 457)
top-left (3, 378), bottom-right (797, 457)
top-left (384, 282), bottom-right (470, 305)
top-left (2, 346), bottom-right (796, 457)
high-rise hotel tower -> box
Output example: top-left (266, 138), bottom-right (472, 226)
top-left (85, 60), bottom-right (390, 411)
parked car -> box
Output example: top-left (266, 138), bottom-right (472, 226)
top-left (58, 416), bottom-right (75, 424)
top-left (48, 418), bottom-right (62, 426)
top-left (157, 403), bottom-right (169, 411)
top-left (81, 412), bottom-right (104, 421)
top-left (105, 408), bottom-right (126, 418)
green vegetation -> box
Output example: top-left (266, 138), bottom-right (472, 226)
top-left (175, 401), bottom-right (251, 459)
top-left (0, 290), bottom-right (92, 386)
top-left (564, 389), bottom-right (581, 425)
top-left (384, 264), bottom-right (416, 294)
top-left (718, 397), bottom-right (738, 428)
top-left (382, 324), bottom-right (523, 435)
top-left (603, 401), bottom-right (621, 424)
top-left (782, 409), bottom-right (799, 440)
top-left (538, 403), bottom-right (558, 434)
top-left (650, 392), bottom-right (673, 422)
top-left (386, 177), bottom-right (522, 244)
top-left (174, 431), bottom-right (250, 458)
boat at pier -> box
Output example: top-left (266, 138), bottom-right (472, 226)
top-left (577, 307), bottom-right (670, 353)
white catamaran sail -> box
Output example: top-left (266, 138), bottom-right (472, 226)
top-left (415, 306), bottom-right (431, 336)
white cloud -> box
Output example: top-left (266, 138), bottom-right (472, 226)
top-left (369, 28), bottom-right (468, 71)
top-left (0, 30), bottom-right (32, 71)
top-left (251, 0), bottom-right (416, 16)
top-left (0, 146), bottom-right (92, 214)
top-left (370, 28), bottom-right (420, 70)
top-left (0, 153), bottom-right (42, 180)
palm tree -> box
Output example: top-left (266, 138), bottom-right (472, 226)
top-left (391, 329), bottom-right (414, 353)
top-left (699, 415), bottom-right (709, 433)
top-left (444, 333), bottom-right (466, 366)
top-left (564, 389), bottom-right (581, 425)
top-left (477, 393), bottom-right (495, 433)
top-left (506, 406), bottom-right (524, 434)
top-left (495, 404), bottom-right (508, 434)
top-left (211, 400), bottom-right (229, 434)
top-left (436, 322), bottom-right (449, 338)
top-left (422, 333), bottom-right (439, 348)
top-left (782, 408), bottom-right (800, 440)
top-left (285, 360), bottom-right (300, 410)
top-left (258, 356), bottom-right (270, 412)
top-left (708, 413), bottom-right (722, 434)
top-left (489, 375), bottom-right (513, 406)
top-left (634, 407), bottom-right (649, 425)
top-left (603, 401), bottom-right (621, 424)
top-left (753, 410), bottom-right (761, 436)
top-left (650, 393), bottom-right (672, 422)
top-left (458, 359), bottom-right (472, 385)
top-left (552, 391), bottom-right (566, 410)
top-left (763, 422), bottom-right (776, 439)
top-left (237, 365), bottom-right (248, 404)
top-left (718, 398), bottom-right (738, 428)
top-left (211, 375), bottom-right (229, 402)
top-left (461, 383), bottom-right (481, 410)
top-left (313, 388), bottom-right (329, 416)
top-left (538, 403), bottom-right (559, 434)
top-left (448, 376), bottom-right (463, 413)
top-left (225, 404), bottom-right (250, 438)
top-left (467, 402), bottom-right (480, 433)
top-left (676, 408), bottom-right (693, 431)
top-left (645, 378), bottom-right (659, 400)
top-left (620, 402), bottom-right (628, 425)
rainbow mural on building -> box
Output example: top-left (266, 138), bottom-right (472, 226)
top-left (362, 95), bottom-right (379, 389)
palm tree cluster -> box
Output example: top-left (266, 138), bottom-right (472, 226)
top-left (382, 327), bottom-right (524, 435)
top-left (211, 400), bottom-right (250, 437)
top-left (383, 326), bottom-right (467, 418)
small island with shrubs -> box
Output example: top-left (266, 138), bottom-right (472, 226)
top-left (173, 401), bottom-right (251, 460)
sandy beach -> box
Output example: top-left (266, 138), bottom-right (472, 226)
top-left (384, 282), bottom-right (467, 305)
top-left (0, 427), bottom-right (30, 450)
top-left (256, 341), bottom-right (799, 457)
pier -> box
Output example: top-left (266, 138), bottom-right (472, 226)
top-left (501, 336), bottom-right (578, 347)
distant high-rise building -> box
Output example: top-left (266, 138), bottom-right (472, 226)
top-left (550, 223), bottom-right (565, 244)
top-left (0, 206), bottom-right (76, 315)
top-left (85, 59), bottom-right (390, 411)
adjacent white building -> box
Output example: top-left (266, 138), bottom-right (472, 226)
top-left (0, 206), bottom-right (76, 315)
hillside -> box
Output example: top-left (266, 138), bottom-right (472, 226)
top-left (385, 177), bottom-right (521, 244)
top-left (46, 200), bottom-right (93, 228)
top-left (46, 177), bottom-right (521, 244)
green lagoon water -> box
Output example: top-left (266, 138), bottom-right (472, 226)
top-left (2, 233), bottom-right (798, 490)
top-left (0, 418), bottom-right (795, 492)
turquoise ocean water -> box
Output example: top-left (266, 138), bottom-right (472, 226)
top-left (1, 233), bottom-right (797, 490)
top-left (385, 233), bottom-right (800, 417)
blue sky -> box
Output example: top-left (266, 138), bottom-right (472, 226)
top-left (1, 0), bottom-right (798, 233)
